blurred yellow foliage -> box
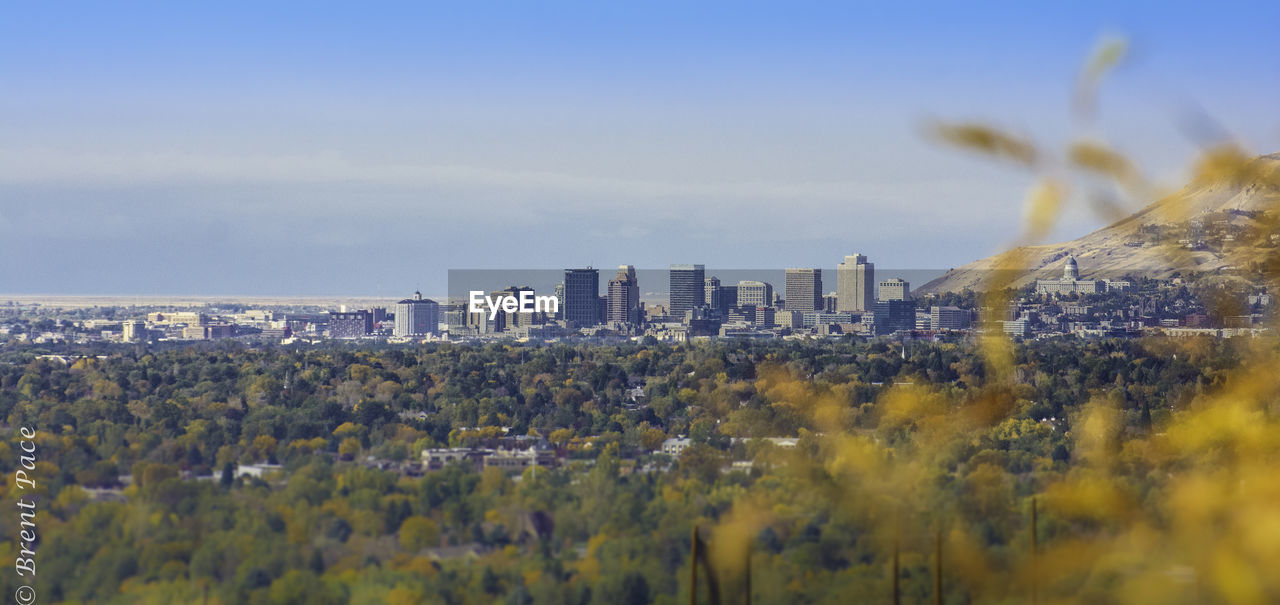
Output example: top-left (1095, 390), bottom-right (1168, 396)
top-left (693, 33), bottom-right (1280, 604)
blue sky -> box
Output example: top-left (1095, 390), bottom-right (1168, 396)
top-left (2, 2), bottom-right (1278, 295)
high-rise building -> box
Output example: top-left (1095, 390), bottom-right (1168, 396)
top-left (736, 281), bottom-right (773, 308)
top-left (704, 276), bottom-right (721, 314)
top-left (608, 265), bottom-right (640, 325)
top-left (486, 286), bottom-right (545, 329)
top-left (878, 278), bottom-right (910, 302)
top-left (394, 291), bottom-right (440, 337)
top-left (564, 268), bottom-right (600, 327)
top-left (464, 295), bottom-right (502, 333)
top-left (720, 285), bottom-right (737, 312)
top-left (837, 254), bottom-right (875, 313)
top-left (705, 276), bottom-right (736, 319)
top-left (553, 283), bottom-right (565, 320)
top-left (122, 319), bottom-right (147, 342)
top-left (784, 268), bottom-right (823, 312)
top-left (872, 299), bottom-right (916, 334)
top-left (669, 264), bottom-right (705, 319)
top-left (329, 310), bottom-right (373, 338)
top-left (444, 306), bottom-right (469, 332)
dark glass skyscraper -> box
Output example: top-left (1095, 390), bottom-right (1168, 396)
top-left (873, 299), bottom-right (916, 334)
top-left (668, 264), bottom-right (705, 319)
top-left (563, 268), bottom-right (600, 327)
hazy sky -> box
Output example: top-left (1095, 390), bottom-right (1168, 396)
top-left (3, 2), bottom-right (1278, 295)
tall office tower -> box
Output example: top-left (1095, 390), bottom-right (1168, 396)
top-left (394, 291), bottom-right (440, 337)
top-left (465, 293), bottom-right (503, 333)
top-left (563, 268), bottom-right (600, 327)
top-left (553, 283), bottom-right (565, 320)
top-left (837, 254), bottom-right (875, 312)
top-left (704, 276), bottom-right (721, 314)
top-left (784, 268), bottom-right (823, 312)
top-left (705, 276), bottom-right (738, 318)
top-left (878, 278), bottom-right (911, 301)
top-left (736, 280), bottom-right (774, 308)
top-left (608, 265), bottom-right (640, 325)
top-left (668, 264), bottom-right (705, 319)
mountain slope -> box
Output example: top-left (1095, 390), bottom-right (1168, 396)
top-left (918, 153), bottom-right (1280, 294)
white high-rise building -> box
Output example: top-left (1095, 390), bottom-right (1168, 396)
top-left (394, 291), bottom-right (439, 337)
top-left (837, 254), bottom-right (875, 313)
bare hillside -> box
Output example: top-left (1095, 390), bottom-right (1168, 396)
top-left (918, 153), bottom-right (1280, 294)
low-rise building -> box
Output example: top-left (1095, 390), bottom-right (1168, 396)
top-left (661, 437), bottom-right (691, 456)
top-left (930, 306), bottom-right (972, 330)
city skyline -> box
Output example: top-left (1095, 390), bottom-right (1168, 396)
top-left (3, 3), bottom-right (1279, 295)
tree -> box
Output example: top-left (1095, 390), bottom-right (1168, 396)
top-left (338, 437), bottom-right (362, 461)
top-left (398, 516), bottom-right (440, 552)
top-left (620, 572), bottom-right (651, 605)
top-left (251, 434), bottom-right (278, 461)
top-left (639, 427), bottom-right (667, 452)
top-left (548, 428), bottom-right (575, 448)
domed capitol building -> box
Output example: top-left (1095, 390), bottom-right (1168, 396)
top-left (1035, 256), bottom-right (1130, 296)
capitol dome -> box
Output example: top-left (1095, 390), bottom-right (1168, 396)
top-left (1063, 256), bottom-right (1079, 280)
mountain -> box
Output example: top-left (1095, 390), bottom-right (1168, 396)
top-left (917, 152), bottom-right (1280, 294)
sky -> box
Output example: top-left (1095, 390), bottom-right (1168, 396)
top-left (2, 1), bottom-right (1278, 296)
